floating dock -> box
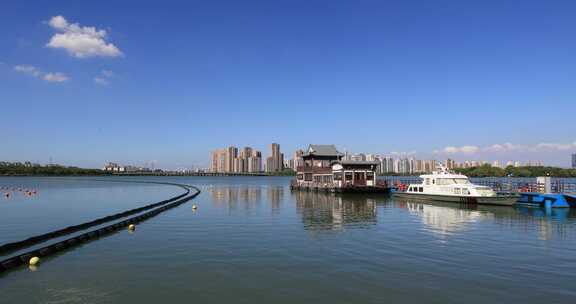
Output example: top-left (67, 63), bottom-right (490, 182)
top-left (517, 193), bottom-right (576, 208)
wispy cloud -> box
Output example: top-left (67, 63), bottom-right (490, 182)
top-left (14, 65), bottom-right (42, 77)
top-left (43, 72), bottom-right (69, 83)
top-left (46, 16), bottom-right (122, 58)
top-left (14, 64), bottom-right (69, 83)
top-left (93, 69), bottom-right (115, 86)
top-left (434, 142), bottom-right (576, 155)
top-left (101, 69), bottom-right (114, 77)
top-left (433, 145), bottom-right (479, 154)
top-left (390, 151), bottom-right (417, 156)
top-left (94, 77), bottom-right (109, 86)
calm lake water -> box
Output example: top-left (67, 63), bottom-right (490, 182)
top-left (1, 176), bottom-right (576, 303)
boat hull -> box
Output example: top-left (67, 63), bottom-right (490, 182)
top-left (392, 192), bottom-right (518, 206)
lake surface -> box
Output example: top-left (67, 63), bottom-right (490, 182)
top-left (1, 176), bottom-right (576, 303)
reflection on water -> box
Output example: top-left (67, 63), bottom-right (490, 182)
top-left (207, 183), bottom-right (576, 241)
top-left (4, 177), bottom-right (576, 303)
top-left (492, 206), bottom-right (576, 241)
top-left (397, 198), bottom-right (490, 238)
top-left (293, 191), bottom-right (377, 232)
top-left (208, 185), bottom-right (283, 213)
top-left (396, 198), bottom-right (576, 240)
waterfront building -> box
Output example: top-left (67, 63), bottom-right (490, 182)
top-left (397, 158), bottom-right (411, 175)
top-left (492, 160), bottom-right (501, 168)
top-left (366, 154), bottom-right (376, 162)
top-left (423, 160), bottom-right (436, 173)
top-left (211, 146), bottom-right (261, 173)
top-left (351, 153), bottom-right (366, 162)
top-left (103, 162), bottom-right (123, 172)
top-left (525, 160), bottom-right (544, 167)
top-left (445, 159), bottom-right (456, 170)
top-left (225, 146), bottom-right (238, 173)
top-left (294, 144), bottom-right (380, 189)
top-left (210, 149), bottom-right (227, 173)
top-left (573, 153), bottom-right (576, 169)
top-left (386, 157), bottom-right (394, 174)
top-left (266, 143), bottom-right (284, 173)
top-left (103, 162), bottom-right (151, 173)
top-left (291, 149), bottom-right (304, 171)
top-left (247, 155), bottom-right (261, 173)
top-left (379, 157), bottom-right (391, 174)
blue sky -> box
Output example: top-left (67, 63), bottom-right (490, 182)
top-left (1, 0), bottom-right (575, 169)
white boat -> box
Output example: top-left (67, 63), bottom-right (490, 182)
top-left (392, 166), bottom-right (518, 206)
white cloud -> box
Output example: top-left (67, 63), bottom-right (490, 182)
top-left (101, 69), bottom-right (114, 77)
top-left (14, 64), bottom-right (69, 83)
top-left (390, 151), bottom-right (417, 156)
top-left (435, 142), bottom-right (576, 155)
top-left (48, 15), bottom-right (68, 30)
top-left (484, 142), bottom-right (523, 152)
top-left (43, 72), bottom-right (69, 82)
top-left (461, 146), bottom-right (479, 153)
top-left (14, 65), bottom-right (42, 77)
top-left (93, 69), bottom-right (115, 85)
top-left (94, 76), bottom-right (109, 86)
top-left (534, 142), bottom-right (576, 151)
top-left (435, 145), bottom-right (479, 154)
top-left (46, 15), bottom-right (122, 58)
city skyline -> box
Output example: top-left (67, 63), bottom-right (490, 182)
top-left (210, 143), bottom-right (284, 173)
top-left (1, 1), bottom-right (575, 168)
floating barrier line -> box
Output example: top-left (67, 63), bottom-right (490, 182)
top-left (0, 178), bottom-right (195, 256)
top-left (0, 182), bottom-right (189, 256)
top-left (0, 183), bottom-right (200, 274)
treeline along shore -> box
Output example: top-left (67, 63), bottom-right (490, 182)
top-left (2, 161), bottom-right (575, 178)
top-left (0, 161), bottom-right (298, 177)
top-left (0, 162), bottom-right (109, 176)
top-left (455, 165), bottom-right (576, 178)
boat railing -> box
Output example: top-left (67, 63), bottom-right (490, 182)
top-left (379, 176), bottom-right (576, 194)
top-left (469, 180), bottom-right (576, 194)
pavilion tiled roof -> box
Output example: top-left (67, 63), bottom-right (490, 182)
top-left (303, 144), bottom-right (343, 157)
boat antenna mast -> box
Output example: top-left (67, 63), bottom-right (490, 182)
top-left (435, 162), bottom-right (452, 174)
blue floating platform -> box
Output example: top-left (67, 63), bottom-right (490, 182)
top-left (516, 193), bottom-right (576, 208)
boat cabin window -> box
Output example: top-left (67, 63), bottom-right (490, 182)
top-left (454, 188), bottom-right (461, 195)
top-left (334, 172), bottom-right (342, 180)
top-left (453, 178), bottom-right (470, 184)
top-left (366, 172), bottom-right (374, 180)
top-left (419, 187), bottom-right (423, 192)
top-left (437, 178), bottom-right (471, 186)
top-left (345, 172), bottom-right (353, 181)
top-left (437, 179), bottom-right (449, 185)
top-left (297, 174), bottom-right (303, 180)
top-left (408, 187), bottom-right (413, 192)
top-left (304, 173), bottom-right (313, 181)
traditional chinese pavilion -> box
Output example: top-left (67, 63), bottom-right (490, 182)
top-left (292, 144), bottom-right (389, 193)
